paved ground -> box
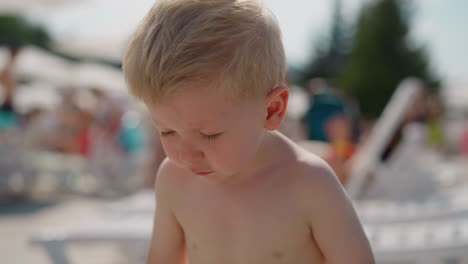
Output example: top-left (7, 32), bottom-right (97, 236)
top-left (0, 196), bottom-right (127, 264)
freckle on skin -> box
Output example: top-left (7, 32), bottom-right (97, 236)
top-left (272, 250), bottom-right (283, 259)
top-left (192, 242), bottom-right (198, 249)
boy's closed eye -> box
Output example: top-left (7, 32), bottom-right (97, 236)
top-left (200, 132), bottom-right (223, 140)
top-left (160, 130), bottom-right (175, 137)
top-left (160, 130), bottom-right (223, 141)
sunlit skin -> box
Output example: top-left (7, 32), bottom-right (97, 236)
top-left (145, 83), bottom-right (374, 264)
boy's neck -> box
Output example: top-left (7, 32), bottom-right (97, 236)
top-left (217, 131), bottom-right (284, 188)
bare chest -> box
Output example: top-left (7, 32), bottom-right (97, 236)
top-left (173, 179), bottom-right (323, 264)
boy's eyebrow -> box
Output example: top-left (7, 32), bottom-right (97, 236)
top-left (150, 113), bottom-right (226, 131)
top-left (153, 121), bottom-right (222, 133)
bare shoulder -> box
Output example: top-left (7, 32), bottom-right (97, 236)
top-left (275, 136), bottom-right (374, 263)
top-left (155, 158), bottom-right (178, 187)
top-left (289, 146), bottom-right (375, 263)
top-left (154, 158), bottom-right (186, 201)
top-left (272, 132), bottom-right (342, 195)
top-left (291, 146), bottom-right (342, 194)
top-left (285, 143), bottom-right (355, 217)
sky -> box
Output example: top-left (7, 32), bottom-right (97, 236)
top-left (27, 0), bottom-right (468, 84)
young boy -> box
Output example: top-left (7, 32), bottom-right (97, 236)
top-left (123, 0), bottom-right (374, 263)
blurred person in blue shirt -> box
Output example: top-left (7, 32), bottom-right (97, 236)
top-left (301, 78), bottom-right (350, 142)
top-left (0, 45), bottom-right (21, 133)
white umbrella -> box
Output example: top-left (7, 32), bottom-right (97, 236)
top-left (2, 46), bottom-right (128, 95)
top-left (14, 82), bottom-right (61, 113)
top-left (14, 46), bottom-right (72, 86)
top-left (53, 34), bottom-right (128, 62)
top-left (70, 62), bottom-right (127, 95)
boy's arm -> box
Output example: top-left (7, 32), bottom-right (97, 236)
top-left (147, 159), bottom-right (186, 264)
top-left (300, 163), bottom-right (374, 264)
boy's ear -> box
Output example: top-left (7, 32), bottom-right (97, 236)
top-left (264, 86), bottom-right (289, 130)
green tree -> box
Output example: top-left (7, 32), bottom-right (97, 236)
top-left (0, 14), bottom-right (51, 49)
top-left (299, 0), bottom-right (351, 85)
top-left (338, 0), bottom-right (439, 119)
top-left (0, 15), bottom-right (121, 68)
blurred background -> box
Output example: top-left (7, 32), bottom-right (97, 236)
top-left (1, 0), bottom-right (467, 263)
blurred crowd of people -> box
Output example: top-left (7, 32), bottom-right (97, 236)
top-left (0, 46), bottom-right (166, 197)
top-left (290, 77), bottom-right (468, 185)
top-left (1, 45), bottom-right (468, 197)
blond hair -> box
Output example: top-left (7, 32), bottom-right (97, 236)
top-left (123, 0), bottom-right (286, 104)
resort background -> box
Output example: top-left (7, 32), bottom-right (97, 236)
top-left (1, 0), bottom-right (468, 263)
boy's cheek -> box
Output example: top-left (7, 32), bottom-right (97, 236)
top-left (160, 144), bottom-right (178, 162)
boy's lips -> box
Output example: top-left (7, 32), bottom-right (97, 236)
top-left (191, 170), bottom-right (214, 176)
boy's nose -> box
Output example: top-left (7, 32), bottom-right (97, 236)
top-left (178, 144), bottom-right (204, 165)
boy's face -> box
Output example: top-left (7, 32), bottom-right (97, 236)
top-left (148, 86), bottom-right (268, 181)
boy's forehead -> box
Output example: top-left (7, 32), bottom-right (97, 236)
top-left (149, 94), bottom-right (233, 129)
top-left (151, 109), bottom-right (222, 129)
top-left (148, 89), bottom-right (262, 129)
